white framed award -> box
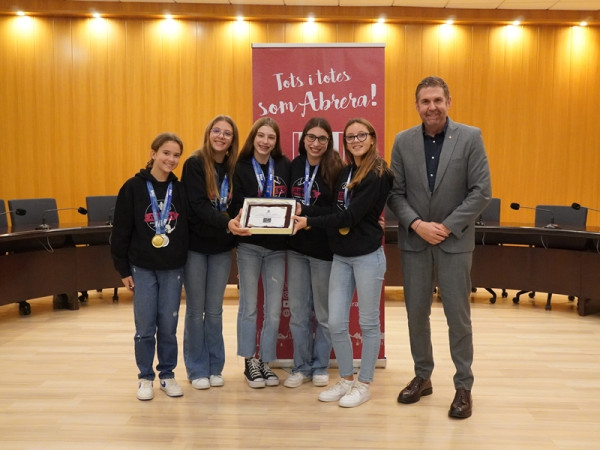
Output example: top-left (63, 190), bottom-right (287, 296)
top-left (240, 198), bottom-right (296, 235)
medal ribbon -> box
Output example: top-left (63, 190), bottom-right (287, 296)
top-left (251, 157), bottom-right (274, 198)
top-left (343, 168), bottom-right (353, 210)
top-left (146, 180), bottom-right (173, 234)
top-left (216, 170), bottom-right (229, 212)
top-left (303, 159), bottom-right (320, 205)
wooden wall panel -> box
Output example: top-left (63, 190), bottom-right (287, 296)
top-left (0, 14), bottom-right (598, 226)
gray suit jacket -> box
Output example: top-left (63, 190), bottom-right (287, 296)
top-left (387, 118), bottom-right (492, 253)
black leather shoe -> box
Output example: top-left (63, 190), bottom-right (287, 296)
top-left (397, 377), bottom-right (433, 404)
top-left (449, 389), bottom-right (472, 419)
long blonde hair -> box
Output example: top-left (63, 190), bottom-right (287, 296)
top-left (193, 115), bottom-right (239, 200)
top-left (343, 118), bottom-right (389, 189)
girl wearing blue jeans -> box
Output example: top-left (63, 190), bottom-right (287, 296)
top-left (181, 115), bottom-right (248, 390)
top-left (285, 117), bottom-right (344, 389)
top-left (111, 133), bottom-right (189, 401)
top-left (228, 117), bottom-right (291, 389)
top-left (293, 118), bottom-right (393, 408)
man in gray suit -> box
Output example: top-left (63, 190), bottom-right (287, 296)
top-left (387, 76), bottom-right (491, 419)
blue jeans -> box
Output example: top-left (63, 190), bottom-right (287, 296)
top-left (286, 250), bottom-right (332, 377)
top-left (328, 247), bottom-right (385, 383)
top-left (131, 265), bottom-right (184, 381)
top-left (183, 250), bottom-right (232, 380)
top-left (236, 243), bottom-right (286, 362)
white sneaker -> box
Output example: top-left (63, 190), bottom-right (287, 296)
top-left (318, 379), bottom-right (353, 402)
top-left (284, 372), bottom-right (311, 388)
top-left (191, 377), bottom-right (210, 390)
top-left (137, 379), bottom-right (154, 401)
top-left (209, 375), bottom-right (224, 387)
top-left (312, 373), bottom-right (329, 387)
top-left (160, 378), bottom-right (183, 397)
top-left (339, 381), bottom-right (370, 408)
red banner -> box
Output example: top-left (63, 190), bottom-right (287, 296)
top-left (252, 44), bottom-right (386, 366)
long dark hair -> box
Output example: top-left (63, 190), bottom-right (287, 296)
top-left (298, 117), bottom-right (344, 192)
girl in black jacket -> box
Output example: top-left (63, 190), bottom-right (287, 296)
top-left (228, 117), bottom-right (291, 389)
top-left (111, 132), bottom-right (188, 401)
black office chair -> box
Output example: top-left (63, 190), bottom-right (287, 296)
top-left (79, 195), bottom-right (119, 303)
top-left (513, 204), bottom-right (588, 310)
top-left (7, 198), bottom-right (78, 314)
top-left (8, 198), bottom-right (58, 230)
top-left (86, 195), bottom-right (117, 226)
top-left (474, 198), bottom-right (508, 303)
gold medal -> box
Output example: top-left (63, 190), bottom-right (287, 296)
top-left (152, 234), bottom-right (165, 248)
top-left (338, 227), bottom-right (350, 235)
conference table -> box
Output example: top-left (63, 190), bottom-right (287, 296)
top-left (383, 222), bottom-right (600, 316)
top-left (2, 222), bottom-right (600, 316)
top-left (0, 223), bottom-right (122, 315)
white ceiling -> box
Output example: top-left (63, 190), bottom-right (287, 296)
top-left (75, 0), bottom-right (600, 10)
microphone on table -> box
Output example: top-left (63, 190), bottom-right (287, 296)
top-left (0, 208), bottom-right (27, 217)
top-left (571, 202), bottom-right (600, 213)
top-left (36, 207), bottom-right (88, 230)
top-left (510, 202), bottom-right (558, 229)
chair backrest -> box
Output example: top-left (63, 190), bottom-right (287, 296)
top-left (535, 204), bottom-right (588, 250)
top-left (535, 204), bottom-right (587, 228)
top-left (479, 197), bottom-right (501, 223)
top-left (8, 198), bottom-right (58, 230)
top-left (86, 195), bottom-right (117, 225)
top-left (0, 199), bottom-right (7, 230)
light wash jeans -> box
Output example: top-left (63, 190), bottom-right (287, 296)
top-left (328, 246), bottom-right (385, 383)
top-left (131, 265), bottom-right (184, 381)
top-left (183, 250), bottom-right (232, 380)
top-left (236, 243), bottom-right (286, 362)
top-left (286, 250), bottom-right (332, 377)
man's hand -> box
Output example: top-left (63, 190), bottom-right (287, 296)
top-left (413, 220), bottom-right (450, 245)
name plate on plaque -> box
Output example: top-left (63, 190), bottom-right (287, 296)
top-left (241, 198), bottom-right (296, 235)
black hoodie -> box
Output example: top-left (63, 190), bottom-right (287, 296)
top-left (228, 155), bottom-right (291, 251)
top-left (181, 155), bottom-right (236, 254)
top-left (111, 168), bottom-right (189, 278)
top-left (304, 164), bottom-right (393, 257)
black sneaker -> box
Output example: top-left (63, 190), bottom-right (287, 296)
top-left (259, 360), bottom-right (280, 387)
top-left (244, 358), bottom-right (266, 388)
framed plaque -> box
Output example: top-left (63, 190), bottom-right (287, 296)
top-left (240, 198), bottom-right (296, 235)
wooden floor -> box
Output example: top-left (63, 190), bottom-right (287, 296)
top-left (1, 287), bottom-right (600, 449)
